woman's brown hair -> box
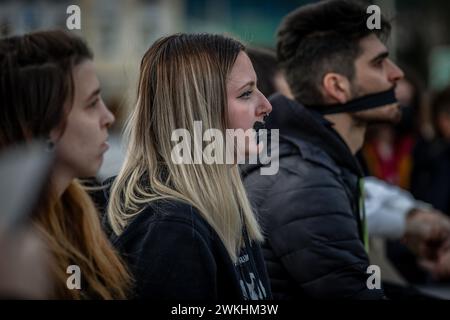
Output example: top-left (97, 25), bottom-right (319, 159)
top-left (0, 30), bottom-right (131, 299)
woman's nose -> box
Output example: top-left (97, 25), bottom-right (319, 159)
top-left (101, 100), bottom-right (115, 128)
top-left (257, 91), bottom-right (272, 116)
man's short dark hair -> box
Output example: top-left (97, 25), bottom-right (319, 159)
top-left (277, 0), bottom-right (391, 106)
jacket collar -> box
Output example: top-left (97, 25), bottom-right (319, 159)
top-left (266, 93), bottom-right (363, 177)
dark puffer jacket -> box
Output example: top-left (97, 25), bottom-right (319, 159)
top-left (241, 94), bottom-right (384, 299)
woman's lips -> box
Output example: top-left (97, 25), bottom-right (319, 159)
top-left (100, 141), bottom-right (110, 154)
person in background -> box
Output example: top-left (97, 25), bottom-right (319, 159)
top-left (246, 47), bottom-right (293, 99)
top-left (412, 87), bottom-right (450, 217)
top-left (362, 70), bottom-right (424, 189)
top-left (0, 30), bottom-right (131, 299)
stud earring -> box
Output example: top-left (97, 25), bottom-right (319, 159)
top-left (46, 138), bottom-right (55, 152)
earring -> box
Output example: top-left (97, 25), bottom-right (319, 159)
top-left (46, 138), bottom-right (55, 152)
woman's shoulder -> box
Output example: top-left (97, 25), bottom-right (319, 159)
top-left (118, 198), bottom-right (215, 244)
top-left (101, 176), bottom-right (212, 237)
top-left (144, 199), bottom-right (208, 226)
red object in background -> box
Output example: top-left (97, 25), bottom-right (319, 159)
top-left (363, 134), bottom-right (415, 189)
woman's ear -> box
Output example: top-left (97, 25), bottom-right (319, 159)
top-left (49, 128), bottom-right (59, 143)
top-left (48, 124), bottom-right (64, 147)
top-left (322, 73), bottom-right (352, 104)
top-left (46, 129), bottom-right (59, 152)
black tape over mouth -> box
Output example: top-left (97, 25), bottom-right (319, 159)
top-left (305, 87), bottom-right (398, 115)
top-left (254, 113), bottom-right (270, 131)
top-left (253, 120), bottom-right (266, 145)
top-left (253, 120), bottom-right (266, 132)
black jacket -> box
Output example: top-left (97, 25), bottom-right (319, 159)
top-left (110, 198), bottom-right (272, 301)
top-left (241, 94), bottom-right (384, 299)
top-left (411, 138), bottom-right (450, 215)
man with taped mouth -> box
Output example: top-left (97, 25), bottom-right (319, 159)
top-left (241, 0), bottom-right (404, 299)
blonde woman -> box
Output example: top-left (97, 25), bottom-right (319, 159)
top-left (107, 34), bottom-right (272, 300)
top-left (0, 30), bottom-right (131, 299)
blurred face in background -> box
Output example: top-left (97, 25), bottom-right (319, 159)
top-left (437, 111), bottom-right (450, 141)
top-left (50, 60), bottom-right (115, 179)
top-left (226, 51), bottom-right (272, 157)
top-left (274, 72), bottom-right (294, 99)
top-left (396, 78), bottom-right (415, 107)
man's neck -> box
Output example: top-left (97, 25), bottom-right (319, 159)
top-left (324, 113), bottom-right (366, 155)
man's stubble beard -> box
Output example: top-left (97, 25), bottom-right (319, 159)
top-left (349, 83), bottom-right (402, 125)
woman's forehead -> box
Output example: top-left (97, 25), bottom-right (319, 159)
top-left (227, 52), bottom-right (256, 89)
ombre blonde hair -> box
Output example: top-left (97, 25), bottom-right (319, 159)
top-left (108, 34), bottom-right (263, 261)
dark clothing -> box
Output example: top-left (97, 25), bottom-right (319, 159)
top-left (241, 94), bottom-right (384, 299)
top-left (411, 138), bottom-right (450, 216)
top-left (385, 138), bottom-right (450, 285)
top-left (109, 198), bottom-right (272, 301)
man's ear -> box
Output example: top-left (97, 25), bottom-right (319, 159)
top-left (322, 73), bottom-right (352, 104)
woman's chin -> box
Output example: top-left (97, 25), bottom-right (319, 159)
top-left (235, 142), bottom-right (262, 164)
top-left (247, 141), bottom-right (263, 156)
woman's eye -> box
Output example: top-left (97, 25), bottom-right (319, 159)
top-left (238, 90), bottom-right (253, 99)
top-left (88, 98), bottom-right (99, 108)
